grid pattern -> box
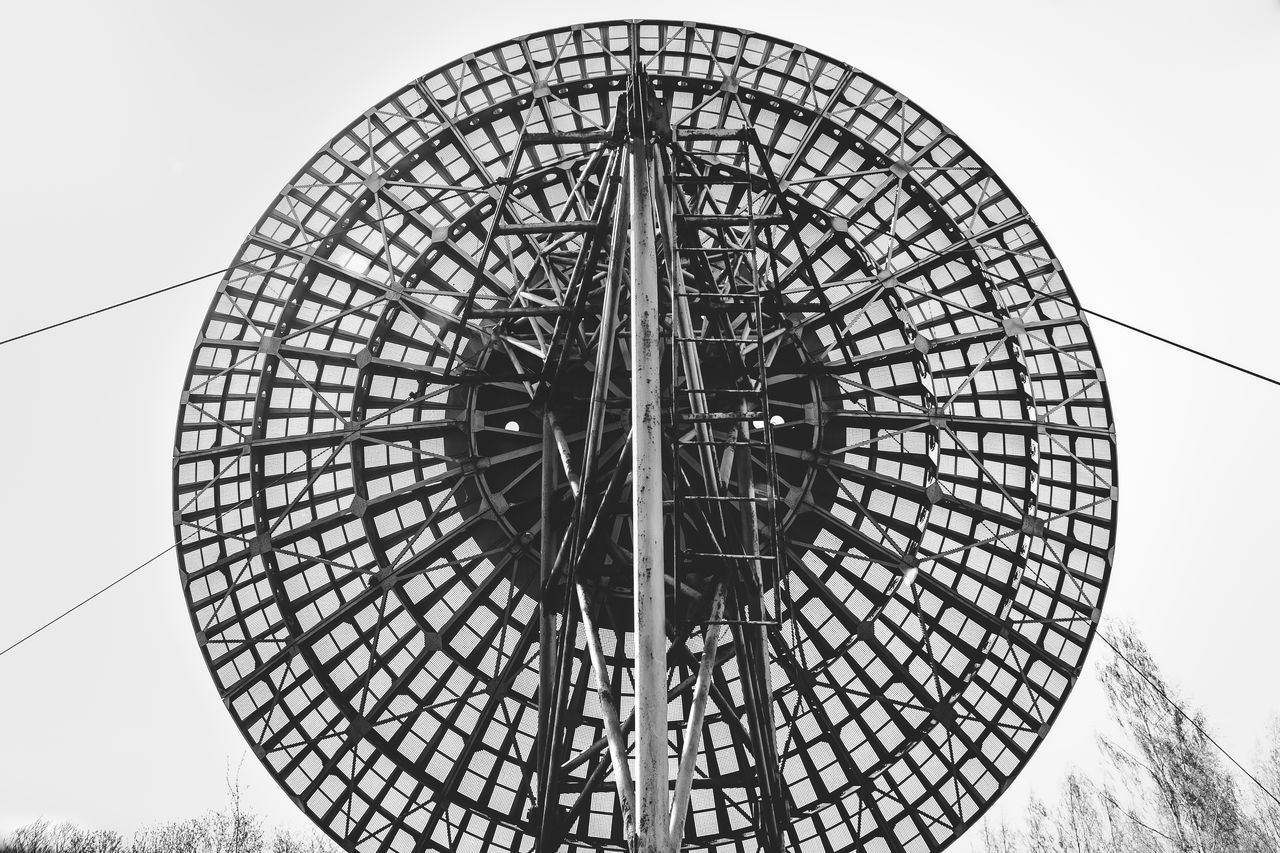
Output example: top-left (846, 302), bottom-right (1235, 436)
top-left (172, 20), bottom-right (1117, 853)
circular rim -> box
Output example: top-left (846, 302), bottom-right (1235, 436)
top-left (172, 19), bottom-right (1118, 853)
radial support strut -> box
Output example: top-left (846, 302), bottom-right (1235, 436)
top-left (669, 583), bottom-right (726, 846)
top-left (537, 416), bottom-right (558, 848)
top-left (629, 76), bottom-right (669, 853)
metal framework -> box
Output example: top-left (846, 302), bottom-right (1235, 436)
top-left (172, 20), bottom-right (1118, 853)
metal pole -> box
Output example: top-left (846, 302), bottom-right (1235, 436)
top-left (537, 415), bottom-right (560, 851)
top-left (581, 159), bottom-right (630, 491)
top-left (547, 421), bottom-right (639, 832)
top-left (668, 583), bottom-right (726, 847)
top-left (629, 96), bottom-right (669, 853)
top-left (738, 418), bottom-right (785, 850)
top-left (575, 583), bottom-right (637, 834)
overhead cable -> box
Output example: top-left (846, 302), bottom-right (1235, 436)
top-left (1081, 307), bottom-right (1280, 389)
top-left (1096, 629), bottom-right (1280, 810)
top-left (0, 194), bottom-right (458, 348)
top-left (0, 544), bottom-right (176, 660)
top-left (0, 452), bottom-right (316, 662)
top-left (3, 269), bottom-right (1277, 393)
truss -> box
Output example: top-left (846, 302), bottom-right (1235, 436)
top-left (172, 19), bottom-right (1118, 853)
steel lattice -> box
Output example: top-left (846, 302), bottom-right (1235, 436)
top-left (172, 19), bottom-right (1117, 853)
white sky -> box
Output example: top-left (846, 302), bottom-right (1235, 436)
top-left (0, 0), bottom-right (1277, 848)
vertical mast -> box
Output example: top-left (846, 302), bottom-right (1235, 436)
top-left (629, 69), bottom-right (669, 853)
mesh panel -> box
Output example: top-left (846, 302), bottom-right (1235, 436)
top-left (173, 19), bottom-right (1116, 853)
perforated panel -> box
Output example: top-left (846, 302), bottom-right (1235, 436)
top-left (172, 20), bottom-right (1117, 853)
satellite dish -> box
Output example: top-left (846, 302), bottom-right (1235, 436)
top-left (173, 20), bottom-right (1117, 853)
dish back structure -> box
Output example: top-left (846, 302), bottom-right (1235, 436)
top-left (172, 19), bottom-right (1118, 853)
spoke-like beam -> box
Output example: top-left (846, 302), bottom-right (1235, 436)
top-left (536, 417), bottom-right (560, 846)
top-left (668, 583), bottom-right (726, 848)
top-left (575, 584), bottom-right (638, 833)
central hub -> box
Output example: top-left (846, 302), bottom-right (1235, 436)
top-left (444, 322), bottom-right (843, 636)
